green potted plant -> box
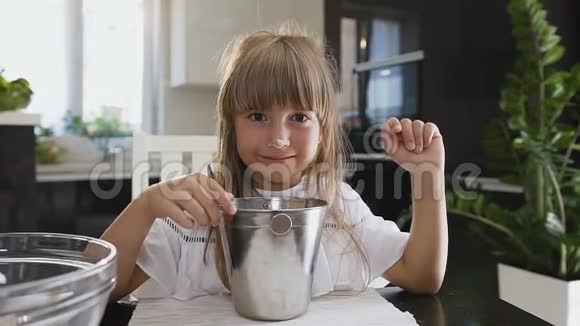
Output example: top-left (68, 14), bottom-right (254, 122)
top-left (0, 70), bottom-right (33, 111)
top-left (85, 111), bottom-right (132, 158)
top-left (33, 126), bottom-right (62, 166)
top-left (447, 0), bottom-right (580, 325)
top-left (62, 108), bottom-right (132, 160)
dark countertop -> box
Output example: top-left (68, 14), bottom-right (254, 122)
top-left (100, 217), bottom-right (551, 326)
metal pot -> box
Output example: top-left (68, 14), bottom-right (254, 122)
top-left (220, 197), bottom-right (327, 321)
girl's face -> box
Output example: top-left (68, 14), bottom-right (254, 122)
top-left (234, 104), bottom-right (320, 190)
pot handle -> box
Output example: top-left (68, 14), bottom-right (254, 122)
top-left (271, 213), bottom-right (293, 236)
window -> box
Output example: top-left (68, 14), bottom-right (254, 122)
top-left (83, 0), bottom-right (144, 128)
top-left (339, 17), bottom-right (404, 123)
top-left (0, 0), bottom-right (67, 128)
top-left (328, 3), bottom-right (422, 153)
top-left (366, 19), bottom-right (403, 124)
top-left (0, 0), bottom-right (143, 131)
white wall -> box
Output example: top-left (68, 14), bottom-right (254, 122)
top-left (160, 1), bottom-right (218, 135)
top-left (159, 0), bottom-right (324, 135)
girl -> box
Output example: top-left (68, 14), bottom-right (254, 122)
top-left (102, 25), bottom-right (447, 301)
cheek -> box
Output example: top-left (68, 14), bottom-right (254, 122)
top-left (294, 125), bottom-right (320, 158)
top-left (234, 119), bottom-right (248, 159)
top-left (235, 119), bottom-right (261, 162)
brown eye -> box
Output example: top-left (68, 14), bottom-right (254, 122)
top-left (248, 113), bottom-right (266, 122)
top-left (291, 113), bottom-right (310, 123)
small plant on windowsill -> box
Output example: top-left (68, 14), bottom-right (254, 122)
top-left (62, 109), bottom-right (132, 157)
top-left (441, 0), bottom-right (580, 324)
top-left (35, 126), bottom-right (63, 165)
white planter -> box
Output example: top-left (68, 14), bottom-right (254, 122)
top-left (498, 263), bottom-right (580, 326)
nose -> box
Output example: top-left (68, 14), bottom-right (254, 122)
top-left (269, 119), bottom-right (290, 144)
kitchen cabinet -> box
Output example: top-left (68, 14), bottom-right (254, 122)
top-left (170, 0), bottom-right (323, 87)
top-left (0, 112), bottom-right (41, 232)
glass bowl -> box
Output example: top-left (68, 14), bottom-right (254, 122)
top-left (0, 233), bottom-right (117, 325)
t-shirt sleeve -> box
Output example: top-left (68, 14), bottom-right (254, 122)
top-left (340, 182), bottom-right (410, 281)
top-left (133, 217), bottom-right (181, 298)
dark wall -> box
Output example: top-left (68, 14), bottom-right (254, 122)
top-left (326, 0), bottom-right (579, 175)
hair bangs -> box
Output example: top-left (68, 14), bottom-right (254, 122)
top-left (225, 36), bottom-right (331, 116)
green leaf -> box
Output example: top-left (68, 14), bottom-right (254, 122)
top-left (551, 130), bottom-right (576, 149)
top-left (539, 26), bottom-right (558, 42)
top-left (482, 118), bottom-right (520, 175)
top-left (507, 0), bottom-right (525, 15)
top-left (508, 116), bottom-right (527, 131)
top-left (526, 0), bottom-right (540, 13)
top-left (514, 25), bottom-right (530, 38)
top-left (543, 45), bottom-right (565, 65)
top-left (544, 71), bottom-right (568, 87)
top-left (500, 86), bottom-right (526, 113)
top-left (474, 194), bottom-right (486, 216)
top-left (484, 203), bottom-right (505, 222)
top-left (540, 35), bottom-right (560, 52)
top-left (456, 197), bottom-right (473, 213)
top-left (570, 64), bottom-right (580, 90)
top-left (531, 9), bottom-right (547, 27)
top-left (574, 180), bottom-right (580, 194)
top-left (513, 137), bottom-right (526, 150)
top-left (506, 73), bottom-right (523, 85)
top-left (571, 144), bottom-right (580, 151)
top-left (0, 74), bottom-right (9, 91)
top-left (547, 82), bottom-right (565, 98)
top-left (561, 234), bottom-right (580, 246)
top-left (550, 132), bottom-right (563, 145)
top-left (517, 42), bottom-right (534, 53)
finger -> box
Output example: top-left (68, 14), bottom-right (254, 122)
top-left (177, 198), bottom-right (206, 225)
top-left (182, 197), bottom-right (211, 226)
top-left (194, 185), bottom-right (222, 226)
top-left (165, 201), bottom-right (194, 228)
top-left (386, 117), bottom-right (402, 134)
top-left (400, 118), bottom-right (415, 151)
top-left (412, 120), bottom-right (425, 152)
top-left (158, 177), bottom-right (193, 202)
top-left (182, 175), bottom-right (220, 226)
top-left (424, 122), bottom-right (439, 146)
top-left (193, 174), bottom-right (236, 215)
top-left (203, 177), bottom-right (237, 215)
top-left (381, 129), bottom-right (397, 154)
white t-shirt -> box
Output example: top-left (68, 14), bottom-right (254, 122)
top-left (133, 179), bottom-right (409, 300)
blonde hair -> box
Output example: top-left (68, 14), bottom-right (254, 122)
top-left (204, 23), bottom-right (371, 291)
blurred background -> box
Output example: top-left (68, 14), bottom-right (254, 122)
top-left (0, 0), bottom-right (578, 238)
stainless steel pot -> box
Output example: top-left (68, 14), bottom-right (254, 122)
top-left (220, 197), bottom-right (327, 321)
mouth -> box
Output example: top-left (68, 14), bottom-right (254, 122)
top-left (259, 155), bottom-right (296, 162)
